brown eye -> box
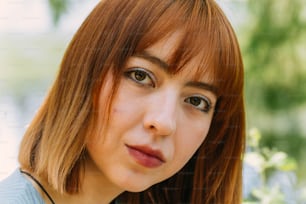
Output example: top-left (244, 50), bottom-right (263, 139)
top-left (134, 70), bottom-right (146, 81)
top-left (125, 68), bottom-right (156, 87)
top-left (184, 96), bottom-right (211, 113)
top-left (189, 97), bottom-right (201, 106)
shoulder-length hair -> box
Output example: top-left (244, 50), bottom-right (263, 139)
top-left (19, 0), bottom-right (245, 203)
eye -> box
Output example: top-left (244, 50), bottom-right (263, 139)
top-left (124, 68), bottom-right (155, 87)
top-left (184, 96), bottom-right (211, 113)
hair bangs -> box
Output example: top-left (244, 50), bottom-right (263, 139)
top-left (134, 0), bottom-right (223, 96)
top-left (171, 0), bottom-right (243, 102)
top-left (135, 1), bottom-right (186, 53)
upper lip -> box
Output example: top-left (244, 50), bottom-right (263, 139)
top-left (126, 144), bottom-right (166, 162)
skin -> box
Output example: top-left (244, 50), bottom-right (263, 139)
top-left (39, 31), bottom-right (217, 204)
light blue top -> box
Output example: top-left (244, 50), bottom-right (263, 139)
top-left (0, 169), bottom-right (45, 204)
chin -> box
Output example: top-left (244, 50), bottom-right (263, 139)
top-left (115, 176), bottom-right (160, 193)
top-left (121, 182), bottom-right (153, 193)
top-left (107, 165), bottom-right (168, 193)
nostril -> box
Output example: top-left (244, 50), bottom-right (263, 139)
top-left (143, 103), bottom-right (177, 136)
top-left (144, 118), bottom-right (176, 137)
top-left (147, 124), bottom-right (160, 134)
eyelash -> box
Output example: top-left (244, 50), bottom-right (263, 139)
top-left (124, 68), bottom-right (156, 87)
top-left (184, 96), bottom-right (211, 113)
top-left (124, 68), bottom-right (212, 113)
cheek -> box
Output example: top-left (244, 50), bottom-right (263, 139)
top-left (172, 121), bottom-right (211, 167)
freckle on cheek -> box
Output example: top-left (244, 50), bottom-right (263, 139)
top-left (111, 105), bottom-right (127, 114)
top-left (112, 108), bottom-right (121, 114)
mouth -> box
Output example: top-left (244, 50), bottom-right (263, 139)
top-left (125, 144), bottom-right (165, 168)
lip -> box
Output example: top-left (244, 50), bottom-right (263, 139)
top-left (126, 144), bottom-right (165, 168)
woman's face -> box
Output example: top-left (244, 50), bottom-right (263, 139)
top-left (87, 32), bottom-right (217, 192)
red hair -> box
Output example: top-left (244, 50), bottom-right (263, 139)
top-left (19, 0), bottom-right (245, 203)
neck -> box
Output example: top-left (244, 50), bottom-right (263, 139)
top-left (45, 160), bottom-right (124, 204)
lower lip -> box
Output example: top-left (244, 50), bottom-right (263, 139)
top-left (126, 146), bottom-right (164, 168)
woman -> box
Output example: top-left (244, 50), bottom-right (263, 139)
top-left (0, 0), bottom-right (245, 203)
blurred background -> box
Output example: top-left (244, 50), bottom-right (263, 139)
top-left (0, 0), bottom-right (305, 203)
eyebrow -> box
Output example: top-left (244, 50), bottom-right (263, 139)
top-left (133, 51), bottom-right (217, 96)
top-left (134, 51), bottom-right (170, 72)
top-left (186, 81), bottom-right (217, 97)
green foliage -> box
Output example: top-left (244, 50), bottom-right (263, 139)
top-left (245, 128), bottom-right (297, 176)
top-left (244, 186), bottom-right (285, 204)
top-left (244, 0), bottom-right (306, 111)
top-left (241, 0), bottom-right (306, 184)
top-left (47, 0), bottom-right (71, 26)
top-left (243, 128), bottom-right (306, 204)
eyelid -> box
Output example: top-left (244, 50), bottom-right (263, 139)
top-left (125, 67), bottom-right (157, 87)
top-left (193, 94), bottom-right (211, 104)
top-left (184, 93), bottom-right (215, 113)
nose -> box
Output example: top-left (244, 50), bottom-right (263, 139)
top-left (143, 92), bottom-right (178, 137)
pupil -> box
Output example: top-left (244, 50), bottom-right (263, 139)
top-left (135, 71), bottom-right (146, 81)
top-left (190, 97), bottom-right (201, 106)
